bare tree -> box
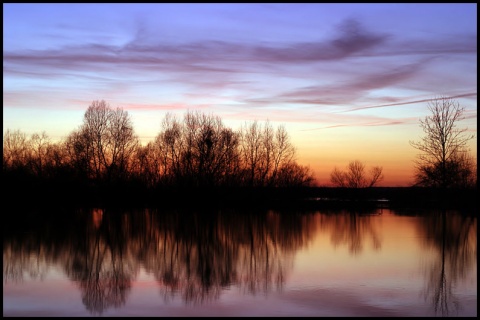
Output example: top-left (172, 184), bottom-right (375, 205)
top-left (158, 113), bottom-right (184, 184)
top-left (409, 97), bottom-right (475, 188)
top-left (269, 125), bottom-right (296, 186)
top-left (369, 166), bottom-right (384, 188)
top-left (74, 100), bottom-right (139, 183)
top-left (346, 160), bottom-right (367, 188)
top-left (43, 141), bottom-right (70, 179)
top-left (450, 150), bottom-right (477, 188)
top-left (216, 127), bottom-right (242, 186)
top-left (3, 129), bottom-right (29, 171)
top-left (240, 120), bottom-right (265, 186)
top-left (65, 128), bottom-right (94, 179)
top-left (149, 111), bottom-right (242, 187)
top-left (132, 143), bottom-right (163, 188)
top-left (108, 107), bottom-right (138, 180)
top-left (239, 121), bottom-right (296, 187)
top-left (276, 162), bottom-right (315, 187)
top-left (26, 131), bottom-right (51, 177)
top-left (330, 160), bottom-right (384, 188)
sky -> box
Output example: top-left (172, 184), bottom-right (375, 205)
top-left (3, 3), bottom-right (477, 186)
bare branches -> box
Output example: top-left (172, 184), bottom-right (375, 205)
top-left (330, 160), bottom-right (384, 188)
top-left (409, 97), bottom-right (475, 188)
top-left (239, 120), bottom-right (300, 187)
top-left (330, 167), bottom-right (346, 187)
top-left (368, 166), bottom-right (384, 188)
top-left (72, 100), bottom-right (139, 183)
top-left (3, 102), bottom-right (315, 190)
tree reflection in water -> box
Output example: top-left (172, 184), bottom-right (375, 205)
top-left (319, 207), bottom-right (382, 255)
top-left (3, 206), bottom-right (476, 316)
top-left (417, 209), bottom-right (477, 316)
top-left (128, 208), bottom-right (313, 305)
top-left (3, 207), bottom-right (316, 313)
top-left (64, 208), bottom-right (138, 315)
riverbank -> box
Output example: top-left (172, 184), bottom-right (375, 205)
top-left (5, 181), bottom-right (477, 213)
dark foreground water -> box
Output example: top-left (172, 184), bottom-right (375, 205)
top-left (3, 205), bottom-right (477, 317)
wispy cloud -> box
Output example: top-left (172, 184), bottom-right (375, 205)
top-left (339, 92), bottom-right (478, 113)
top-left (4, 18), bottom-right (475, 77)
top-left (3, 17), bottom-right (476, 119)
top-left (299, 118), bottom-right (416, 131)
top-left (271, 59), bottom-right (431, 106)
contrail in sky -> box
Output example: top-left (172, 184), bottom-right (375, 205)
top-left (301, 92), bottom-right (477, 132)
top-left (339, 92), bottom-right (477, 113)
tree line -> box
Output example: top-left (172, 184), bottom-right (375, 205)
top-left (3, 97), bottom-right (476, 199)
top-left (3, 100), bottom-right (315, 195)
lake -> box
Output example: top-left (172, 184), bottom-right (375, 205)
top-left (3, 205), bottom-right (477, 317)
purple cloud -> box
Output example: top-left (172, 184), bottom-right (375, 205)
top-left (3, 17), bottom-right (476, 119)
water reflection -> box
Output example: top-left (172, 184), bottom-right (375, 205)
top-left (417, 209), bottom-right (477, 316)
top-left (3, 206), bottom-right (476, 316)
top-left (318, 208), bottom-right (382, 255)
top-left (65, 209), bottom-right (137, 315)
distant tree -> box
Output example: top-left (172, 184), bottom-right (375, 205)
top-left (64, 128), bottom-right (94, 180)
top-left (69, 100), bottom-right (139, 183)
top-left (330, 167), bottom-right (347, 188)
top-left (132, 143), bottom-right (163, 188)
top-left (26, 131), bottom-right (51, 178)
top-left (276, 162), bottom-right (315, 187)
top-left (268, 124), bottom-right (296, 186)
top-left (157, 113), bottom-right (184, 184)
top-left (330, 160), bottom-right (384, 188)
top-left (3, 129), bottom-right (29, 171)
top-left (43, 141), bottom-right (72, 180)
top-left (239, 120), bottom-right (265, 186)
top-left (409, 97), bottom-right (475, 188)
top-left (147, 111), bottom-right (242, 187)
top-left (239, 120), bottom-right (296, 187)
top-left (184, 111), bottom-right (239, 187)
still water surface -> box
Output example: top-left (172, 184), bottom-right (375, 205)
top-left (3, 206), bottom-right (477, 317)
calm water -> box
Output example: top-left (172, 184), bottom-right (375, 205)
top-left (3, 205), bottom-right (477, 317)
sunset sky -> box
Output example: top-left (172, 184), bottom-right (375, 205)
top-left (3, 3), bottom-right (477, 186)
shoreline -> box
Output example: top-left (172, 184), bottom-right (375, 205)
top-left (4, 184), bottom-right (477, 213)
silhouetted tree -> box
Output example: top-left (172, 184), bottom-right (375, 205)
top-left (148, 111), bottom-right (242, 187)
top-left (449, 150), bottom-right (477, 188)
top-left (330, 160), bottom-right (384, 188)
top-left (72, 100), bottom-right (139, 183)
top-left (183, 111), bottom-right (239, 187)
top-left (133, 143), bottom-right (163, 188)
top-left (64, 128), bottom-right (94, 180)
top-left (239, 120), bottom-right (299, 187)
top-left (26, 131), bottom-right (51, 178)
top-left (276, 162), bottom-right (315, 187)
top-left (4, 105), bottom-right (316, 197)
top-left (239, 120), bottom-right (265, 186)
top-left (409, 97), bottom-right (475, 188)
top-left (43, 140), bottom-right (70, 179)
top-left (3, 129), bottom-right (29, 172)
top-left (157, 112), bottom-right (184, 185)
